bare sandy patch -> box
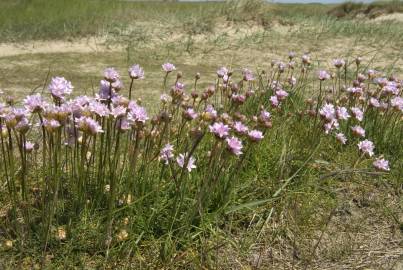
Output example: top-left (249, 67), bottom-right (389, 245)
top-left (373, 13), bottom-right (403, 23)
top-left (0, 37), bottom-right (122, 58)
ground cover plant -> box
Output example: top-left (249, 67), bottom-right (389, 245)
top-left (0, 52), bottom-right (402, 268)
top-left (0, 0), bottom-right (402, 269)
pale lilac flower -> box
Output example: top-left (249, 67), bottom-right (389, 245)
top-left (209, 122), bottom-right (230, 139)
top-left (369, 97), bottom-right (380, 108)
top-left (226, 136), bottom-right (243, 156)
top-left (346, 87), bottom-right (363, 96)
top-left (128, 64), bottom-right (144, 79)
top-left (259, 110), bottom-right (271, 122)
top-left (374, 77), bottom-right (388, 87)
top-left (383, 81), bottom-right (399, 95)
top-left (351, 107), bottom-right (364, 122)
top-left (233, 121), bottom-right (249, 135)
top-left (324, 119), bottom-right (339, 134)
top-left (24, 94), bottom-right (45, 113)
top-left (128, 102), bottom-right (148, 123)
top-left (217, 67), bottom-right (229, 78)
top-left (288, 51), bottom-right (296, 59)
top-left (248, 130), bottom-right (264, 142)
top-left (336, 106), bottom-right (350, 120)
top-left (184, 108), bottom-right (198, 120)
top-left (118, 118), bottom-right (131, 131)
top-left (76, 116), bottom-right (103, 136)
top-left (159, 144), bottom-right (174, 165)
top-left (332, 59), bottom-right (345, 68)
top-left (176, 153), bottom-right (196, 172)
top-left (231, 94), bottom-right (246, 104)
top-left (318, 70), bottom-right (331, 81)
top-left (104, 67), bottom-right (120, 82)
top-left (277, 62), bottom-right (286, 73)
top-left (358, 139), bottom-right (374, 157)
top-left (302, 54), bottom-right (310, 64)
top-left (270, 96), bottom-right (279, 107)
top-left (275, 89), bottom-right (289, 101)
top-left (336, 133), bottom-right (347, 144)
top-left (367, 69), bottom-right (377, 78)
top-left (111, 106), bottom-right (126, 118)
top-left (390, 96), bottom-right (403, 111)
top-left (288, 76), bottom-right (297, 86)
top-left (43, 119), bottom-right (61, 132)
top-left (373, 158), bottom-right (390, 171)
top-left (351, 125), bottom-right (365, 138)
top-left (175, 82), bottom-right (185, 91)
top-left (242, 68), bottom-right (254, 81)
top-left (89, 101), bottom-right (110, 117)
top-left (319, 103), bottom-right (336, 121)
top-left (98, 80), bottom-right (116, 100)
top-left (111, 79), bottom-right (124, 92)
top-left (48, 77), bottom-right (73, 100)
top-left (162, 63), bottom-right (176, 73)
top-left (205, 104), bottom-right (217, 118)
top-left (25, 141), bottom-right (35, 152)
top-left (15, 117), bottom-right (30, 134)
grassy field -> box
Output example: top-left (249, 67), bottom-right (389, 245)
top-left (0, 0), bottom-right (402, 269)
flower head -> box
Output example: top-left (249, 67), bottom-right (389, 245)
top-left (162, 63), bottom-right (176, 73)
top-left (336, 133), bottom-right (347, 144)
top-left (248, 130), bottom-right (264, 142)
top-left (373, 157), bottom-right (390, 171)
top-left (226, 136), bottom-right (243, 156)
top-left (76, 117), bottom-right (103, 136)
top-left (160, 144), bottom-right (174, 165)
top-left (319, 103), bottom-right (336, 121)
top-left (128, 64), bottom-right (144, 79)
top-left (318, 70), bottom-right (331, 81)
top-left (24, 94), bottom-right (46, 113)
top-left (351, 125), bottom-right (365, 138)
top-left (332, 59), bottom-right (345, 68)
top-left (358, 139), bottom-right (374, 157)
top-left (270, 95), bottom-right (279, 107)
top-left (184, 107), bottom-right (198, 120)
top-left (209, 122), bottom-right (230, 139)
top-left (275, 89), bottom-right (288, 101)
top-left (104, 67), bottom-right (120, 83)
top-left (336, 106), bottom-right (350, 120)
top-left (128, 102), bottom-right (148, 124)
top-left (233, 121), bottom-right (249, 135)
top-left (176, 153), bottom-right (196, 172)
top-left (48, 77), bottom-right (73, 100)
top-left (351, 107), bottom-right (364, 122)
top-left (217, 67), bottom-right (229, 78)
top-left (242, 68), bottom-right (254, 81)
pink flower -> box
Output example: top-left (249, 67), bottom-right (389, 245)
top-left (270, 96), bottom-right (279, 107)
top-left (128, 101), bottom-right (148, 123)
top-left (205, 105), bottom-right (217, 118)
top-left (336, 133), bottom-right (347, 144)
top-left (259, 110), bottom-right (271, 122)
top-left (89, 101), bottom-right (110, 117)
top-left (369, 97), bottom-right (380, 108)
top-left (319, 103), bottom-right (336, 121)
top-left (332, 59), bottom-right (345, 68)
top-left (160, 144), bottom-right (174, 165)
top-left (336, 106), bottom-right (350, 120)
top-left (248, 130), bottom-right (264, 142)
top-left (288, 76), bottom-right (297, 86)
top-left (217, 67), bottom-right (229, 78)
top-left (76, 117), bottom-right (103, 136)
top-left (184, 108), bottom-right (198, 120)
top-left (351, 125), bottom-right (365, 138)
top-left (351, 107), bottom-right (364, 122)
top-left (209, 122), bottom-right (230, 139)
top-left (390, 96), bottom-right (403, 111)
top-left (233, 121), bottom-right (249, 135)
top-left (128, 64), bottom-right (144, 79)
top-left (373, 158), bottom-right (390, 171)
top-left (318, 70), bottom-right (331, 81)
top-left (24, 141), bottom-right (35, 152)
top-left (176, 153), bottom-right (196, 172)
top-left (346, 87), bottom-right (363, 96)
top-left (111, 105), bottom-right (126, 118)
top-left (24, 94), bottom-right (46, 113)
top-left (104, 67), bottom-right (120, 83)
top-left (242, 68), bottom-right (254, 81)
top-left (226, 136), bottom-right (243, 156)
top-left (162, 63), bottom-right (176, 73)
top-left (275, 89), bottom-right (288, 101)
top-left (358, 139), bottom-right (374, 157)
top-left (48, 77), bottom-right (73, 100)
top-left (43, 119), bottom-right (61, 132)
